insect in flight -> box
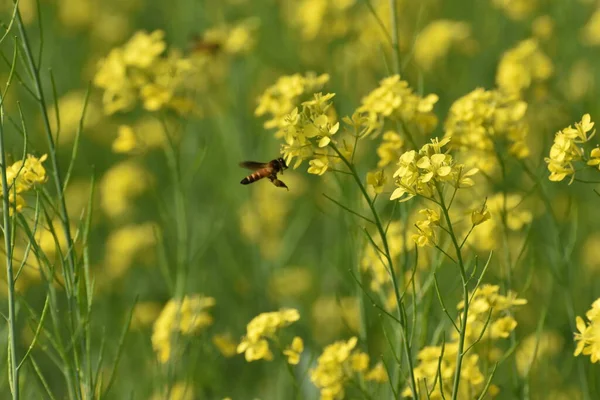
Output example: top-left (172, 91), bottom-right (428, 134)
top-left (239, 158), bottom-right (289, 190)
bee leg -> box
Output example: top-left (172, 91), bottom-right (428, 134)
top-left (269, 175), bottom-right (289, 190)
top-left (273, 179), bottom-right (289, 191)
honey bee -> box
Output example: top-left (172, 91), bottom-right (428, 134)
top-left (239, 158), bottom-right (289, 190)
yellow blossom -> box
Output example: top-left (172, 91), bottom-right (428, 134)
top-left (581, 9), bottom-right (600, 46)
top-left (574, 298), bottom-right (600, 363)
top-left (358, 75), bottom-right (439, 135)
top-left (366, 170), bottom-right (386, 194)
top-left (496, 38), bottom-right (553, 95)
top-left (546, 114), bottom-right (595, 183)
top-left (414, 20), bottom-right (472, 71)
top-left (365, 362), bottom-right (388, 382)
top-left (283, 336), bottom-right (304, 365)
top-left (237, 309), bottom-right (300, 362)
top-left (99, 160), bottom-right (153, 219)
top-left (152, 295), bottom-right (216, 363)
top-left (212, 333), bottom-right (238, 358)
top-left (2, 154), bottom-right (48, 213)
top-left (445, 87), bottom-right (529, 172)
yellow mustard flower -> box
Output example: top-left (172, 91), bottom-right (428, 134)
top-left (574, 298), bottom-right (600, 363)
top-left (496, 38), bottom-right (553, 95)
top-left (445, 87), bottom-right (529, 172)
top-left (2, 154), bottom-right (48, 213)
top-left (99, 160), bottom-right (153, 219)
top-left (376, 130), bottom-right (404, 168)
top-left (491, 0), bottom-right (538, 21)
top-left (390, 137), bottom-right (478, 202)
top-left (366, 170), bottom-right (386, 194)
top-left (545, 114), bottom-right (595, 183)
top-left (237, 308), bottom-right (300, 362)
top-left (283, 336), bottom-right (304, 365)
top-left (358, 75), bottom-right (439, 135)
top-left (581, 9), bottom-right (600, 46)
top-left (212, 333), bottom-right (238, 358)
top-left (152, 295), bottom-right (216, 364)
top-left (414, 20), bottom-right (472, 72)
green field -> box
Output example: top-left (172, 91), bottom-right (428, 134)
top-left (1, 0), bottom-right (600, 399)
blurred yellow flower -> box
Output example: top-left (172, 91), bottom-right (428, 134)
top-left (358, 75), bottom-right (439, 135)
top-left (213, 333), bottom-right (238, 358)
top-left (237, 308), bottom-right (300, 362)
top-left (310, 336), bottom-right (387, 399)
top-left (515, 331), bottom-right (563, 376)
top-left (256, 72), bottom-right (329, 133)
top-left (445, 88), bottom-right (529, 172)
top-left (491, 0), bottom-right (538, 21)
top-left (532, 15), bottom-right (554, 40)
top-left (581, 9), bottom-right (600, 46)
top-left (563, 59), bottom-right (595, 101)
top-left (283, 336), bottom-right (304, 365)
top-left (312, 296), bottom-right (360, 343)
top-left (130, 301), bottom-right (162, 329)
top-left (112, 125), bottom-right (139, 153)
top-left (496, 38), bottom-right (553, 95)
top-left (48, 90), bottom-right (101, 145)
top-left (268, 266), bottom-right (313, 300)
top-left (152, 295), bottom-right (216, 364)
top-left (365, 362), bottom-right (388, 382)
top-left (99, 160), bottom-right (153, 219)
top-left (103, 223), bottom-right (158, 281)
top-left (414, 20), bottom-right (472, 71)
top-left (150, 381), bottom-right (194, 400)
top-left (376, 131), bottom-right (404, 168)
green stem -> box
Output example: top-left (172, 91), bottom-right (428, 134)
top-left (0, 95), bottom-right (20, 400)
top-left (436, 185), bottom-right (469, 400)
top-left (14, 6), bottom-right (86, 397)
top-left (329, 142), bottom-right (418, 399)
top-left (158, 118), bottom-right (189, 299)
top-left (388, 0), bottom-right (401, 74)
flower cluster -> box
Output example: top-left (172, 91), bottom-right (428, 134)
top-left (236, 308), bottom-right (300, 362)
top-left (444, 88), bottom-right (529, 172)
top-left (414, 20), bottom-right (473, 72)
top-left (412, 208), bottom-right (441, 247)
top-left (390, 137), bottom-right (478, 202)
top-left (496, 38), bottom-right (553, 95)
top-left (404, 342), bottom-right (491, 399)
top-left (310, 337), bottom-right (387, 400)
top-left (406, 285), bottom-right (526, 398)
top-left (94, 30), bottom-right (196, 115)
top-left (457, 284), bottom-right (527, 344)
top-left (574, 298), bottom-right (600, 363)
top-left (3, 154), bottom-right (48, 213)
top-left (151, 295), bottom-right (216, 363)
top-left (255, 72), bottom-right (330, 133)
top-left (358, 75), bottom-right (439, 135)
top-left (279, 92), bottom-right (341, 174)
top-left (545, 114), bottom-right (595, 183)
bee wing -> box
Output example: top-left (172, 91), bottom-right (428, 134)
top-left (239, 161), bottom-right (269, 171)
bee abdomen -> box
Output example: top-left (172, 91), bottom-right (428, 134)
top-left (240, 171), bottom-right (265, 185)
